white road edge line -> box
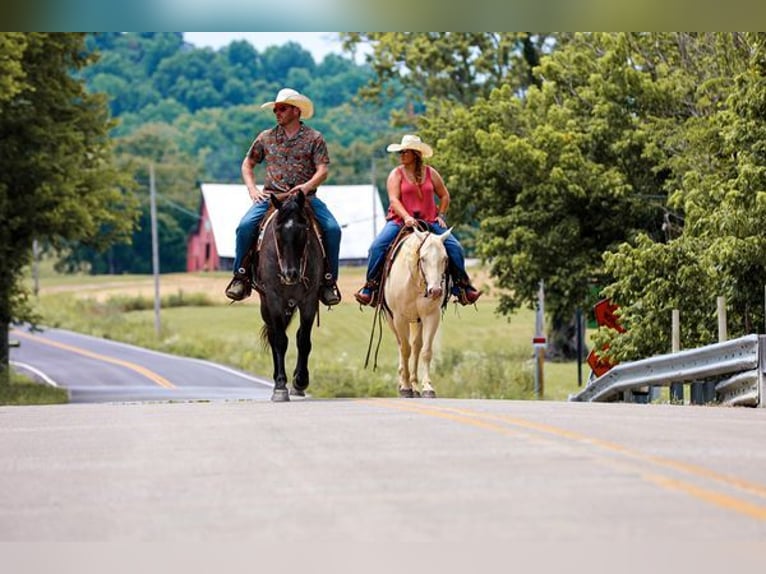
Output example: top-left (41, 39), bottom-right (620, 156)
top-left (10, 361), bottom-right (60, 387)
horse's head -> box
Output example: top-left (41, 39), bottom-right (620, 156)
top-left (270, 191), bottom-right (310, 286)
top-left (413, 227), bottom-right (452, 300)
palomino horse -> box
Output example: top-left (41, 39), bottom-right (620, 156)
top-left (257, 191), bottom-right (324, 402)
top-left (382, 227), bottom-right (452, 398)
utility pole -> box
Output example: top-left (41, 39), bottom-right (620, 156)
top-left (32, 239), bottom-right (40, 297)
top-left (150, 163), bottom-right (161, 336)
top-left (532, 280), bottom-right (546, 399)
top-left (371, 156), bottom-right (378, 237)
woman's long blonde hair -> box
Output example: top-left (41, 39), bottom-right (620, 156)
top-left (412, 151), bottom-right (424, 199)
top-left (412, 151), bottom-right (424, 183)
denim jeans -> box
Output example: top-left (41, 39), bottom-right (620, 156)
top-left (234, 195), bottom-right (341, 280)
top-left (363, 220), bottom-right (468, 283)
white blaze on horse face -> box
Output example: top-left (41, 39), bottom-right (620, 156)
top-left (421, 235), bottom-right (447, 299)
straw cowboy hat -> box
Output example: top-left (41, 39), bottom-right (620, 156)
top-left (386, 134), bottom-right (433, 158)
top-left (261, 88), bottom-right (314, 119)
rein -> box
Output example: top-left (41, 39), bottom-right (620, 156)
top-left (414, 233), bottom-right (430, 297)
top-left (364, 224), bottom-right (446, 370)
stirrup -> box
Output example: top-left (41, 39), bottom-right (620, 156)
top-left (354, 287), bottom-right (377, 306)
top-left (225, 273), bottom-right (252, 302)
top-left (320, 275), bottom-right (341, 306)
top-left (452, 282), bottom-right (481, 306)
top-left (354, 279), bottom-right (379, 306)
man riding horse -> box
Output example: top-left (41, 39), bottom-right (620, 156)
top-left (225, 88), bottom-right (342, 307)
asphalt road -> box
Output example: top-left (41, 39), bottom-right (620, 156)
top-left (3, 326), bottom-right (766, 564)
top-left (10, 326), bottom-right (273, 403)
top-left (1, 395), bottom-right (766, 548)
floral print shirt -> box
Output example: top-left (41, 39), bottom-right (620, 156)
top-left (246, 123), bottom-right (330, 193)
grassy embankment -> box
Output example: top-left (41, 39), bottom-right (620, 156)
top-left (23, 264), bottom-right (591, 401)
top-left (0, 371), bottom-right (69, 406)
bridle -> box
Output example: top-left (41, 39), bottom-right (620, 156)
top-left (415, 232), bottom-right (447, 298)
top-left (272, 215), bottom-right (310, 288)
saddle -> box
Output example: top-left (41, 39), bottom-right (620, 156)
top-left (376, 220), bottom-right (452, 312)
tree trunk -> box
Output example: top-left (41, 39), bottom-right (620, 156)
top-left (0, 321), bottom-right (9, 387)
top-left (546, 312), bottom-right (588, 362)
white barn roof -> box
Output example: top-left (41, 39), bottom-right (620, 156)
top-left (200, 183), bottom-right (387, 261)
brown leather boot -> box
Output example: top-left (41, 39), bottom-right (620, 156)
top-left (354, 281), bottom-right (378, 306)
top-left (319, 274), bottom-right (341, 306)
top-left (225, 268), bottom-right (252, 301)
top-left (452, 280), bottom-right (482, 306)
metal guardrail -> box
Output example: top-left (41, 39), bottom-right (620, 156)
top-left (569, 334), bottom-right (764, 407)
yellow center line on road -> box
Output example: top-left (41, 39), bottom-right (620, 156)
top-left (13, 330), bottom-right (176, 390)
top-left (363, 399), bottom-right (766, 521)
top-left (645, 473), bottom-right (766, 521)
top-left (361, 398), bottom-right (522, 437)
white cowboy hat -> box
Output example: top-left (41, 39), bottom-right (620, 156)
top-left (386, 134), bottom-right (433, 158)
top-left (261, 88), bottom-right (314, 119)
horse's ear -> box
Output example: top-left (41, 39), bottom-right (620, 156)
top-left (270, 193), bottom-right (281, 210)
top-left (439, 226), bottom-right (454, 243)
top-left (413, 227), bottom-right (427, 241)
top-left (296, 189), bottom-right (305, 209)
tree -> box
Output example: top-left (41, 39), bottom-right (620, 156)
top-left (421, 33), bottom-right (718, 359)
top-left (601, 34), bottom-right (766, 361)
top-left (60, 122), bottom-right (202, 274)
top-left (0, 33), bottom-right (138, 384)
top-left (339, 32), bottom-right (551, 108)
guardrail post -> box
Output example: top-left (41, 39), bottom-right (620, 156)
top-left (759, 335), bottom-right (766, 408)
top-left (717, 296), bottom-right (727, 343)
top-left (690, 382), bottom-right (704, 405)
top-left (670, 309), bottom-right (684, 404)
top-left (712, 297), bottom-right (728, 405)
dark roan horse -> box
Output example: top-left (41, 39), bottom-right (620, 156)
top-left (257, 191), bottom-right (324, 402)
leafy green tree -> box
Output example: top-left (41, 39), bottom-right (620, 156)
top-left (339, 32), bottom-right (551, 108)
top-left (153, 48), bottom-right (227, 111)
top-left (60, 122), bottom-right (201, 274)
top-left (260, 41), bottom-right (315, 84)
top-left (0, 33), bottom-right (138, 383)
top-left (422, 33), bottom-right (707, 359)
top-left (602, 33), bottom-right (766, 361)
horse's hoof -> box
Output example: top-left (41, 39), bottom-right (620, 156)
top-left (399, 388), bottom-right (414, 398)
top-left (271, 388), bottom-right (290, 402)
top-left (413, 390), bottom-right (422, 398)
top-left (290, 386), bottom-right (305, 397)
top-left (422, 390), bottom-right (436, 399)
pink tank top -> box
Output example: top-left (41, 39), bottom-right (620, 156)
top-left (387, 166), bottom-right (438, 224)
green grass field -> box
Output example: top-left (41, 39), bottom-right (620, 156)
top-left (25, 265), bottom-right (591, 401)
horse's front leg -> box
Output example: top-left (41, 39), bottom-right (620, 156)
top-left (409, 320), bottom-right (423, 397)
top-left (390, 314), bottom-right (414, 397)
top-left (418, 312), bottom-right (441, 398)
top-left (291, 307), bottom-right (316, 396)
top-left (267, 325), bottom-right (290, 402)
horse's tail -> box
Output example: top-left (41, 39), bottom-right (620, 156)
top-left (259, 324), bottom-right (270, 351)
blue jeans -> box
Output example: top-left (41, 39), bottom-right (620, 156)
top-left (363, 220), bottom-right (469, 284)
top-left (234, 195), bottom-right (341, 280)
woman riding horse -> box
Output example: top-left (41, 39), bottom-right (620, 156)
top-left (355, 134), bottom-right (481, 307)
